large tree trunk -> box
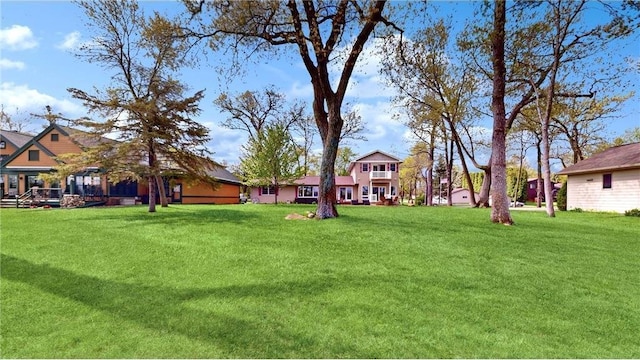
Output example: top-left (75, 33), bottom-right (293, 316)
top-left (316, 105), bottom-right (342, 219)
top-left (489, 0), bottom-right (513, 225)
top-left (536, 139), bottom-right (543, 207)
top-left (156, 175), bottom-right (168, 207)
top-left (316, 136), bottom-right (339, 218)
top-left (541, 119), bottom-right (555, 217)
top-left (445, 138), bottom-right (454, 206)
top-left (148, 175), bottom-right (157, 213)
top-left (425, 167), bottom-right (433, 206)
top-left (148, 142), bottom-right (157, 213)
top-left (475, 165), bottom-right (491, 208)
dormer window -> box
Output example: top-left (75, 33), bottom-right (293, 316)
top-left (51, 133), bottom-right (59, 141)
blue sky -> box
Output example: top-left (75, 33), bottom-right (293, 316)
top-left (1, 1), bottom-right (638, 168)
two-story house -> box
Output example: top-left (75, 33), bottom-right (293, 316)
top-left (0, 130), bottom-right (35, 197)
top-left (250, 150), bottom-right (401, 204)
top-left (0, 123), bottom-right (242, 206)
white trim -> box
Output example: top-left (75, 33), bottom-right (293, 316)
top-left (4, 166), bottom-right (53, 170)
top-left (4, 166), bottom-right (100, 170)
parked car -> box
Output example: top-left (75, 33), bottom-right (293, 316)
top-left (510, 200), bottom-right (524, 207)
top-left (239, 194), bottom-right (248, 204)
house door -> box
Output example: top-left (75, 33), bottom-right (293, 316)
top-left (172, 184), bottom-right (182, 203)
top-left (8, 175), bottom-right (18, 196)
top-left (371, 186), bottom-right (386, 202)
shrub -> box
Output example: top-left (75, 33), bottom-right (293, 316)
top-left (570, 208), bottom-right (583, 213)
top-left (625, 208), bottom-right (640, 217)
top-left (557, 181), bottom-right (567, 211)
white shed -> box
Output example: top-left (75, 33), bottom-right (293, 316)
top-left (557, 143), bottom-right (640, 213)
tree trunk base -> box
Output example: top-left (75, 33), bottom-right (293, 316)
top-left (316, 201), bottom-right (338, 219)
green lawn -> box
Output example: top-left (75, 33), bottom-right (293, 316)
top-left (1, 204), bottom-right (639, 358)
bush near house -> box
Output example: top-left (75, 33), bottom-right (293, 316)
top-left (625, 208), bottom-right (640, 217)
top-left (556, 181), bottom-right (568, 211)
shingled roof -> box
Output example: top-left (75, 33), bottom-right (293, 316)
top-left (557, 142), bottom-right (640, 175)
top-left (1, 129), bottom-right (34, 148)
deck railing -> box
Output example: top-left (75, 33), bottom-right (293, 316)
top-left (16, 187), bottom-right (63, 208)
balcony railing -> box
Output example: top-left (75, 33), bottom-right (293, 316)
top-left (370, 171), bottom-right (392, 179)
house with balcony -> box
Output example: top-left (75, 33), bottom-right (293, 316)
top-left (250, 150), bottom-right (401, 204)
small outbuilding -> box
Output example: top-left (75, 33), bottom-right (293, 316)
top-left (557, 142), bottom-right (640, 213)
top-left (449, 188), bottom-right (480, 205)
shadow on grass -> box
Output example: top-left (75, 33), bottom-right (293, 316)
top-left (72, 207), bottom-right (258, 226)
top-left (1, 253), bottom-right (341, 357)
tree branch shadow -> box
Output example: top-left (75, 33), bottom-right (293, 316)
top-left (1, 254), bottom-right (343, 357)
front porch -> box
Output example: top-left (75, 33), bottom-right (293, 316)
top-left (0, 187), bottom-right (108, 208)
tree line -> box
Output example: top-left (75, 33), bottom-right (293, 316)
top-left (11, 0), bottom-right (637, 221)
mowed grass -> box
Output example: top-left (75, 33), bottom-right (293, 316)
top-left (1, 204), bottom-right (639, 358)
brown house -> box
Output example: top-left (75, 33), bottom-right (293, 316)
top-left (0, 123), bottom-right (241, 206)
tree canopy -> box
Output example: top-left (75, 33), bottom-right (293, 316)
top-left (62, 0), bottom-right (217, 212)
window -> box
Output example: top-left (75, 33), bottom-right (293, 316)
top-left (51, 133), bottom-right (59, 141)
top-left (373, 164), bottom-right (386, 171)
top-left (298, 186), bottom-right (318, 198)
top-left (361, 163), bottom-right (369, 172)
top-left (9, 175), bottom-right (18, 189)
top-left (0, 141), bottom-right (5, 149)
top-left (260, 186), bottom-right (276, 195)
top-left (27, 175), bottom-right (43, 188)
top-left (603, 173), bottom-right (612, 189)
top-left (391, 186), bottom-right (397, 196)
top-left (28, 150), bottom-right (39, 161)
top-left (362, 185), bottom-right (369, 197)
top-left (529, 183), bottom-right (536, 189)
top-left (390, 163), bottom-right (397, 172)
top-left (338, 187), bottom-right (353, 201)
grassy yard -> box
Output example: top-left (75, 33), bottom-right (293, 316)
top-left (1, 204), bottom-right (639, 358)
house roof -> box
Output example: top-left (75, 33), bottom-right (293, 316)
top-left (347, 150), bottom-right (401, 173)
top-left (294, 175), bottom-right (355, 186)
top-left (0, 129), bottom-right (34, 149)
top-left (557, 142), bottom-right (640, 175)
top-left (451, 188), bottom-right (477, 195)
top-left (353, 149), bottom-right (401, 162)
top-left (59, 125), bottom-right (117, 148)
top-left (207, 166), bottom-right (241, 184)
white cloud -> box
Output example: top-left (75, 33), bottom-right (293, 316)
top-left (205, 123), bottom-right (247, 165)
top-left (351, 100), bottom-right (406, 143)
top-left (56, 31), bottom-right (82, 50)
top-left (0, 58), bottom-right (25, 70)
top-left (0, 82), bottom-right (84, 119)
top-left (0, 25), bottom-right (38, 51)
top-left (287, 81), bottom-right (314, 99)
top-left (329, 37), bottom-right (395, 100)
